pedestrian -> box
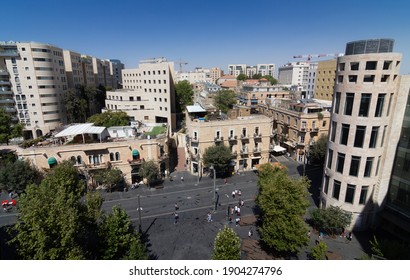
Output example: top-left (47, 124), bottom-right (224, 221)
top-left (348, 232), bottom-right (353, 241)
top-left (174, 203), bottom-right (179, 211)
top-left (232, 191), bottom-right (236, 199)
top-left (340, 227), bottom-right (345, 238)
top-left (228, 216), bottom-right (232, 224)
top-left (234, 205), bottom-right (238, 214)
top-left (235, 217), bottom-right (240, 226)
top-left (174, 212), bottom-right (179, 224)
top-left (230, 206), bottom-right (234, 215)
top-left (207, 212), bottom-right (213, 222)
top-left (224, 178), bottom-right (227, 184)
top-left (315, 237), bottom-right (320, 245)
top-left (238, 190), bottom-right (242, 196)
top-left (181, 176), bottom-right (184, 182)
top-left (240, 199), bottom-right (244, 207)
top-left (248, 228), bottom-right (253, 237)
top-left (237, 207), bottom-right (241, 216)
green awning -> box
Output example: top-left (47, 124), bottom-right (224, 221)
top-left (132, 150), bottom-right (139, 157)
top-left (48, 156), bottom-right (57, 165)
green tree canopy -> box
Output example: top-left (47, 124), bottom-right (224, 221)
top-left (311, 241), bottom-right (328, 260)
top-left (310, 206), bottom-right (352, 235)
top-left (252, 73), bottom-right (262, 79)
top-left (98, 206), bottom-right (148, 260)
top-left (262, 75), bottom-right (278, 85)
top-left (236, 74), bottom-right (246, 81)
top-left (93, 167), bottom-right (124, 191)
top-left (212, 226), bottom-right (241, 260)
top-left (139, 160), bottom-right (160, 186)
top-left (309, 134), bottom-right (328, 165)
top-left (87, 111), bottom-right (129, 127)
top-left (10, 161), bottom-right (148, 260)
top-left (202, 144), bottom-right (232, 175)
top-left (175, 80), bottom-right (194, 112)
top-left (213, 89), bottom-right (237, 114)
top-left (0, 108), bottom-right (24, 145)
top-left (256, 163), bottom-right (310, 255)
top-left (0, 159), bottom-right (42, 193)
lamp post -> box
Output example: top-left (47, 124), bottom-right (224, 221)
top-left (137, 195), bottom-right (142, 233)
top-left (210, 165), bottom-right (216, 211)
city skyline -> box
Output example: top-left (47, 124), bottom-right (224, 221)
top-left (2, 0), bottom-right (410, 74)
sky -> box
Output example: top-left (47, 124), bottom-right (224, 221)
top-left (2, 0), bottom-right (410, 74)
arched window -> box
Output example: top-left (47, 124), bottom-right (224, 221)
top-left (89, 156), bottom-right (93, 164)
top-left (77, 156), bottom-right (82, 165)
top-left (109, 152), bottom-right (114, 161)
top-left (115, 152), bottom-right (120, 161)
top-left (70, 156), bottom-right (76, 163)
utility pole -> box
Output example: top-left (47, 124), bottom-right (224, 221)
top-left (211, 165), bottom-right (216, 211)
top-left (137, 195), bottom-right (142, 233)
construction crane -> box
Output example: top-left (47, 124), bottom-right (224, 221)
top-left (177, 59), bottom-right (188, 72)
top-left (293, 53), bottom-right (343, 61)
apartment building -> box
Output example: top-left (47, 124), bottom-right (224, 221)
top-left (228, 64), bottom-right (247, 77)
top-left (105, 58), bottom-right (177, 131)
top-left (228, 64), bottom-right (275, 78)
top-left (63, 50), bottom-right (84, 89)
top-left (306, 62), bottom-right (318, 99)
top-left (321, 39), bottom-right (409, 231)
top-left (15, 124), bottom-right (169, 185)
top-left (110, 59), bottom-right (125, 88)
top-left (0, 42), bottom-right (68, 139)
top-left (260, 98), bottom-right (331, 162)
top-left (210, 67), bottom-right (223, 84)
top-left (185, 105), bottom-right (272, 175)
top-left (278, 62), bottom-right (310, 88)
top-left (314, 59), bottom-right (337, 101)
top-left (175, 67), bottom-right (211, 84)
top-left (239, 79), bottom-right (290, 108)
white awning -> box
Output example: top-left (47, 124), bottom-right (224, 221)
top-left (55, 123), bottom-right (107, 138)
top-left (186, 104), bottom-right (206, 113)
top-left (273, 145), bottom-right (286, 152)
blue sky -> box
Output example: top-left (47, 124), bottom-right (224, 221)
top-left (2, 0), bottom-right (410, 74)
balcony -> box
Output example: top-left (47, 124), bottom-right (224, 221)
top-left (190, 154), bottom-right (199, 162)
top-left (0, 50), bottom-right (19, 57)
top-left (300, 127), bottom-right (307, 132)
top-left (0, 81), bottom-right (11, 86)
top-left (240, 134), bottom-right (249, 140)
top-left (253, 133), bottom-right (261, 139)
top-left (86, 162), bottom-right (110, 170)
top-left (127, 158), bottom-right (143, 165)
top-left (240, 148), bottom-right (249, 155)
top-left (228, 135), bottom-right (237, 141)
top-left (253, 147), bottom-right (261, 153)
top-left (4, 106), bottom-right (16, 113)
top-left (191, 136), bottom-right (199, 143)
top-left (214, 136), bottom-right (224, 142)
top-left (0, 98), bottom-right (14, 104)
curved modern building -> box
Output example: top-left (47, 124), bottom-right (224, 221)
top-left (321, 39), bottom-right (409, 230)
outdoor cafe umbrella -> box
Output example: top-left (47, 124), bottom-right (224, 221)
top-left (1, 200), bottom-right (8, 206)
top-left (11, 199), bottom-right (16, 206)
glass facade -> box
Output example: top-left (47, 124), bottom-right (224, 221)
top-left (387, 90), bottom-right (410, 215)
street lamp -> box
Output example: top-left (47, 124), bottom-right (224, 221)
top-left (210, 165), bottom-right (216, 211)
top-left (137, 195), bottom-right (142, 233)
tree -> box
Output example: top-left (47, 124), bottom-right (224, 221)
top-left (236, 74), bottom-right (246, 81)
top-left (0, 159), bottom-right (42, 193)
top-left (252, 73), bottom-right (262, 79)
top-left (139, 160), bottom-right (160, 186)
top-left (11, 161), bottom-right (91, 259)
top-left (262, 75), bottom-right (278, 85)
top-left (310, 206), bottom-right (352, 235)
top-left (202, 144), bottom-right (232, 176)
top-left (0, 108), bottom-right (24, 145)
top-left (212, 226), bottom-right (241, 260)
top-left (87, 111), bottom-right (129, 127)
top-left (256, 163), bottom-right (310, 256)
top-left (213, 89), bottom-right (237, 114)
top-left (175, 80), bottom-right (194, 112)
top-left (98, 206), bottom-right (148, 260)
top-left (311, 241), bottom-right (328, 260)
top-left (309, 134), bottom-right (328, 165)
top-left (93, 167), bottom-right (124, 191)
top-left (64, 89), bottom-right (88, 123)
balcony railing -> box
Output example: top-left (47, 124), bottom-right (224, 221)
top-left (240, 148), bottom-right (249, 154)
top-left (253, 147), bottom-right (261, 153)
top-left (191, 136), bottom-right (199, 143)
top-left (240, 134), bottom-right (249, 140)
top-left (127, 158), bottom-right (143, 165)
top-left (228, 135), bottom-right (237, 141)
top-left (214, 136), bottom-right (224, 142)
top-left (253, 133), bottom-right (261, 139)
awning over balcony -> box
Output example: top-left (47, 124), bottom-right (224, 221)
top-left (132, 149), bottom-right (140, 157)
top-left (272, 145), bottom-right (286, 153)
top-left (284, 141), bottom-right (296, 148)
top-left (47, 156), bottom-right (57, 165)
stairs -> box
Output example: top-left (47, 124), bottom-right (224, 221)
top-left (175, 147), bottom-right (186, 172)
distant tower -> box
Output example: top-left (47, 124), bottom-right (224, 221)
top-left (321, 39), bottom-right (408, 231)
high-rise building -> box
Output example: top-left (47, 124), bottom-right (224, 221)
top-left (314, 59), bottom-right (337, 101)
top-left (278, 62), bottom-right (309, 87)
top-left (228, 64), bottom-right (247, 77)
top-left (228, 64), bottom-right (275, 78)
top-left (63, 50), bottom-right (84, 89)
top-left (321, 39), bottom-right (409, 231)
top-left (306, 62), bottom-right (318, 99)
top-left (105, 57), bottom-right (177, 131)
top-left (210, 67), bottom-right (223, 84)
top-left (110, 59), bottom-right (124, 88)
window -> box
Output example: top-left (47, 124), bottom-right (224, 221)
top-left (359, 186), bottom-right (368, 205)
top-left (386, 93), bottom-right (393, 116)
top-left (340, 124), bottom-right (350, 145)
top-left (344, 93), bottom-right (354, 115)
top-left (348, 75), bottom-right (357, 83)
top-left (337, 75), bottom-right (343, 84)
top-left (363, 75), bottom-right (375, 83)
top-left (350, 62), bottom-right (359, 70)
top-left (374, 93), bottom-right (386, 117)
top-left (331, 122), bottom-right (337, 142)
top-left (110, 153), bottom-right (114, 161)
top-left (359, 93), bottom-right (371, 117)
top-left (349, 156), bottom-right (361, 177)
top-left (369, 126), bottom-right (379, 148)
top-left (323, 176), bottom-right (329, 194)
top-left (327, 149), bottom-right (333, 169)
top-left (115, 152), bottom-right (120, 161)
top-left (345, 184), bottom-right (356, 204)
top-left (332, 180), bottom-right (341, 200)
top-left (383, 61), bottom-right (392, 70)
top-left (381, 75), bottom-right (390, 83)
top-left (364, 157), bottom-right (374, 177)
top-left (334, 92), bottom-right (341, 113)
top-left (354, 126), bottom-right (366, 147)
top-left (380, 125), bottom-right (387, 147)
top-left (338, 63), bottom-right (345, 71)
top-left (76, 156), bottom-right (82, 165)
top-left (336, 153), bottom-right (345, 174)
top-left (322, 120), bottom-right (326, 127)
top-left (365, 61), bottom-right (377, 70)
top-left (375, 156), bottom-right (381, 176)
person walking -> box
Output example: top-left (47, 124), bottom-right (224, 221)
top-left (174, 203), bottom-right (179, 211)
top-left (237, 206), bottom-right (241, 216)
top-left (181, 176), bottom-right (184, 182)
top-left (348, 232), bottom-right (353, 241)
top-left (232, 191), bottom-right (236, 199)
top-left (207, 212), bottom-right (213, 222)
top-left (248, 228), bottom-right (253, 237)
top-left (174, 212), bottom-right (179, 224)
